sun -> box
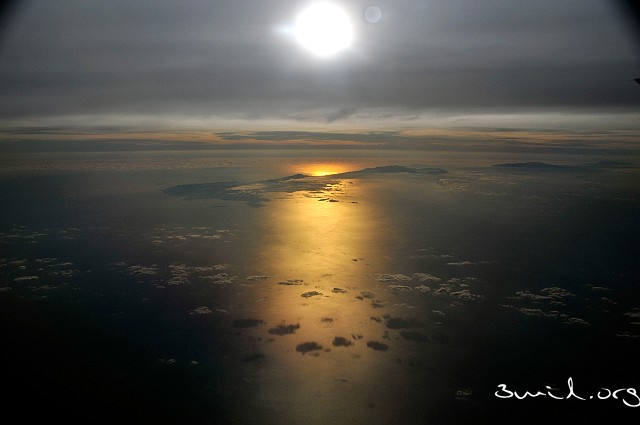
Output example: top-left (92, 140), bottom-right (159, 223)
top-left (294, 3), bottom-right (354, 57)
top-left (296, 163), bottom-right (352, 176)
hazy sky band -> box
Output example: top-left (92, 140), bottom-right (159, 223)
top-left (0, 0), bottom-right (639, 140)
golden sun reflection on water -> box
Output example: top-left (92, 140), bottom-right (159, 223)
top-left (232, 176), bottom-right (426, 424)
top-left (295, 163), bottom-right (354, 177)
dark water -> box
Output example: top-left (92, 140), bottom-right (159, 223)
top-left (1, 150), bottom-right (639, 423)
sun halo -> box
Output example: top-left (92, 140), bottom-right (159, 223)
top-left (293, 3), bottom-right (354, 57)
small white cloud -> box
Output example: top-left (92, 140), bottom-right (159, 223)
top-left (432, 277), bottom-right (485, 301)
top-left (415, 285), bottom-right (431, 293)
top-left (166, 235), bottom-right (187, 240)
top-left (50, 269), bottom-right (80, 278)
top-left (34, 258), bottom-right (56, 264)
top-left (168, 277), bottom-right (189, 285)
top-left (192, 266), bottom-right (215, 272)
top-left (544, 310), bottom-right (567, 319)
top-left (501, 304), bottom-right (569, 319)
top-left (247, 275), bottom-right (269, 281)
top-left (211, 275), bottom-right (237, 285)
top-left (433, 287), bottom-right (451, 296)
top-left (512, 290), bottom-right (552, 302)
top-left (510, 287), bottom-right (574, 306)
top-left (616, 332), bottom-right (640, 339)
top-left (446, 261), bottom-right (475, 266)
top-left (376, 273), bottom-right (412, 282)
top-left (413, 273), bottom-right (441, 282)
top-left (624, 309), bottom-right (640, 318)
top-left (168, 264), bottom-right (190, 285)
top-left (33, 284), bottom-right (60, 291)
top-left (450, 289), bottom-right (483, 300)
top-left (389, 285), bottom-right (412, 292)
top-left (189, 306), bottom-right (213, 315)
top-left (127, 265), bottom-right (158, 275)
top-left (516, 307), bottom-right (546, 316)
top-left (201, 272), bottom-right (226, 279)
top-left (540, 287), bottom-right (575, 298)
top-left (278, 279), bottom-right (304, 286)
top-left (564, 317), bottom-right (590, 326)
top-left (14, 275), bottom-right (39, 282)
top-left (455, 389), bottom-right (473, 401)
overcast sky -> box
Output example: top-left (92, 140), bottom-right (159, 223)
top-left (0, 0), bottom-right (639, 143)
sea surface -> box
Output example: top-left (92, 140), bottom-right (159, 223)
top-left (1, 149), bottom-right (639, 424)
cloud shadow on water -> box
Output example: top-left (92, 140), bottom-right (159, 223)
top-left (231, 319), bottom-right (264, 328)
top-left (268, 323), bottom-right (300, 335)
top-left (366, 341), bottom-right (389, 351)
top-left (296, 342), bottom-right (323, 355)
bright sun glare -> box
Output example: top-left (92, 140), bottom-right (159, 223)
top-left (294, 2), bottom-right (353, 57)
top-left (297, 163), bottom-right (352, 176)
top-left (310, 170), bottom-right (337, 176)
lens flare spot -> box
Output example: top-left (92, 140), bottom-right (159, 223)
top-left (365, 6), bottom-right (382, 24)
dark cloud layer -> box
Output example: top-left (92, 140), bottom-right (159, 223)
top-left (0, 0), bottom-right (638, 131)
